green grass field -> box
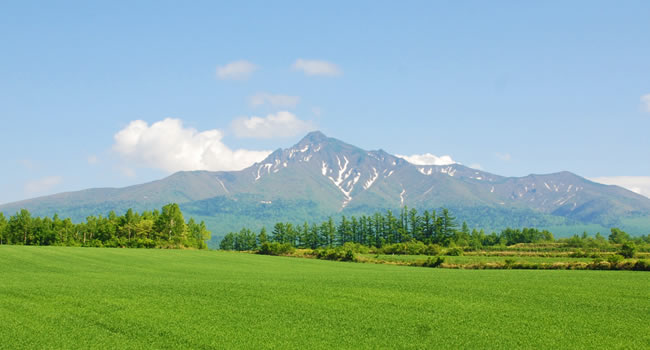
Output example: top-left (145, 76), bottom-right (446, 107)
top-left (1, 246), bottom-right (649, 349)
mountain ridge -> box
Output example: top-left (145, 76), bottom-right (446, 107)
top-left (2, 131), bottom-right (650, 242)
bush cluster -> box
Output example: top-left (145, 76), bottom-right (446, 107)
top-left (411, 256), bottom-right (445, 268)
top-left (377, 241), bottom-right (442, 255)
top-left (257, 242), bottom-right (295, 256)
top-left (445, 247), bottom-right (464, 256)
top-left (314, 245), bottom-right (359, 262)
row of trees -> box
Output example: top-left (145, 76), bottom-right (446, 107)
top-left (0, 204), bottom-right (210, 249)
top-left (220, 207), bottom-right (558, 251)
top-left (220, 207), bottom-right (650, 252)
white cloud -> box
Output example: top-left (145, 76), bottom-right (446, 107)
top-left (396, 153), bottom-right (456, 166)
top-left (231, 111), bottom-right (315, 139)
top-left (469, 163), bottom-right (483, 170)
top-left (292, 59), bottom-right (341, 77)
top-left (641, 94), bottom-right (650, 113)
top-left (249, 93), bottom-right (300, 108)
top-left (496, 152), bottom-right (512, 161)
top-left (590, 176), bottom-right (650, 199)
top-left (112, 118), bottom-right (271, 173)
top-left (216, 60), bottom-right (258, 80)
top-left (25, 176), bottom-right (63, 195)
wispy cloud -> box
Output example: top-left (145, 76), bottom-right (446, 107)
top-left (641, 93), bottom-right (650, 113)
top-left (590, 176), bottom-right (650, 199)
top-left (113, 118), bottom-right (271, 173)
top-left (216, 60), bottom-right (258, 80)
top-left (292, 59), bottom-right (341, 77)
top-left (19, 159), bottom-right (36, 170)
top-left (396, 153), bottom-right (456, 166)
top-left (118, 166), bottom-right (136, 178)
top-left (231, 111), bottom-right (315, 139)
top-left (496, 152), bottom-right (512, 161)
top-left (24, 176), bottom-right (63, 195)
top-left (249, 93), bottom-right (300, 108)
top-left (87, 155), bottom-right (98, 165)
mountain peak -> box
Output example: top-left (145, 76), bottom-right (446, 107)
top-left (300, 130), bottom-right (328, 143)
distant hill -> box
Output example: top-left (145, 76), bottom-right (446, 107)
top-left (3, 131), bottom-right (650, 246)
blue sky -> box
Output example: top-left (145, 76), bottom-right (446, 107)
top-left (2, 0), bottom-right (650, 204)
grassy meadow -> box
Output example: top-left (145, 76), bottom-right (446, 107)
top-left (1, 246), bottom-right (649, 349)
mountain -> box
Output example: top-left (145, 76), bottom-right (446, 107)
top-left (2, 131), bottom-right (650, 246)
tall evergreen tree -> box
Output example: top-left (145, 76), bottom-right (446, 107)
top-left (258, 227), bottom-right (269, 246)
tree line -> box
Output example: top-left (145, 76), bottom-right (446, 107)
top-left (0, 204), bottom-right (210, 249)
top-left (220, 207), bottom-right (555, 250)
top-left (220, 206), bottom-right (650, 251)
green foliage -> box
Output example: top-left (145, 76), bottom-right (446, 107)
top-left (501, 227), bottom-right (554, 245)
top-left (0, 213), bottom-right (6, 244)
top-left (378, 241), bottom-right (438, 255)
top-left (607, 254), bottom-right (624, 265)
top-left (445, 247), bottom-right (464, 256)
top-left (619, 242), bottom-right (637, 258)
top-left (608, 228), bottom-right (631, 244)
top-left (633, 259), bottom-right (650, 271)
top-left (257, 242), bottom-right (295, 256)
top-left (0, 205), bottom-right (209, 249)
top-left (412, 256), bottom-right (445, 268)
top-left (314, 246), bottom-right (358, 262)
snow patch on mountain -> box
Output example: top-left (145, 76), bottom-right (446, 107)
top-left (364, 168), bottom-right (379, 190)
top-left (440, 166), bottom-right (456, 177)
top-left (216, 178), bottom-right (229, 193)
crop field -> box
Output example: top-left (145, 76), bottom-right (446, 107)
top-left (1, 246), bottom-right (649, 349)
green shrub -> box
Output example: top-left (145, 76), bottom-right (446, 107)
top-left (633, 259), bottom-right (650, 271)
top-left (258, 242), bottom-right (295, 256)
top-left (589, 261), bottom-right (611, 270)
top-left (445, 247), bottom-right (463, 256)
top-left (379, 242), bottom-right (428, 255)
top-left (341, 242), bottom-right (369, 254)
top-left (606, 254), bottom-right (624, 269)
top-left (616, 261), bottom-right (636, 271)
top-left (343, 249), bottom-right (357, 262)
top-left (569, 249), bottom-right (589, 258)
top-left (619, 242), bottom-right (636, 259)
top-left (414, 256), bottom-right (445, 268)
top-left (424, 244), bottom-right (442, 256)
top-left (314, 247), bottom-right (358, 262)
